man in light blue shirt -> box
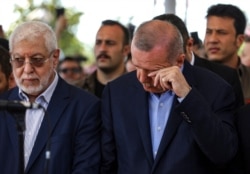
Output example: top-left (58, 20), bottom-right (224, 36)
top-left (101, 19), bottom-right (237, 174)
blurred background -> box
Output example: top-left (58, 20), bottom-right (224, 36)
top-left (1, 0), bottom-right (250, 63)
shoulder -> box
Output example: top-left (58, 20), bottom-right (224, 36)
top-left (102, 71), bottom-right (140, 98)
top-left (185, 60), bottom-right (231, 87)
top-left (82, 71), bottom-right (96, 85)
top-left (57, 77), bottom-right (100, 103)
top-left (184, 62), bottom-right (235, 105)
top-left (107, 71), bottom-right (138, 88)
top-left (82, 71), bottom-right (96, 92)
top-left (239, 64), bottom-right (250, 77)
top-left (0, 87), bottom-right (19, 100)
top-left (195, 55), bottom-right (238, 79)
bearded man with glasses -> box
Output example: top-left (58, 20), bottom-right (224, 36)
top-left (0, 20), bottom-right (101, 174)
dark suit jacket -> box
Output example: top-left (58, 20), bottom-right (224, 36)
top-left (194, 54), bottom-right (244, 108)
top-left (101, 61), bottom-right (238, 174)
top-left (0, 77), bottom-right (101, 174)
top-left (236, 104), bottom-right (250, 173)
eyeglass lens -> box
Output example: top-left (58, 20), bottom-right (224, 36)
top-left (59, 68), bottom-right (82, 74)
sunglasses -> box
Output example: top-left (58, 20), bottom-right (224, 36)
top-left (10, 57), bottom-right (49, 68)
top-left (10, 50), bottom-right (55, 68)
top-left (59, 67), bottom-right (82, 74)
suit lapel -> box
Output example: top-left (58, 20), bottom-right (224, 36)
top-left (152, 97), bottom-right (182, 170)
top-left (25, 78), bottom-right (70, 172)
top-left (182, 60), bottom-right (197, 87)
top-left (152, 61), bottom-right (197, 171)
top-left (134, 80), bottom-right (154, 166)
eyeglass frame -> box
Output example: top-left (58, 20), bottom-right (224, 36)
top-left (58, 67), bottom-right (82, 74)
top-left (10, 50), bottom-right (56, 68)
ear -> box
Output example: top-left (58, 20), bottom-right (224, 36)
top-left (185, 38), bottom-right (194, 62)
top-left (187, 37), bottom-right (194, 48)
top-left (123, 44), bottom-right (131, 57)
top-left (8, 73), bottom-right (16, 90)
top-left (175, 53), bottom-right (185, 67)
top-left (236, 34), bottom-right (245, 48)
top-left (52, 49), bottom-right (60, 68)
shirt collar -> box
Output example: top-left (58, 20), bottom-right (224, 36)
top-left (190, 52), bottom-right (195, 65)
top-left (151, 90), bottom-right (174, 99)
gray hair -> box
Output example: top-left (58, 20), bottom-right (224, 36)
top-left (132, 20), bottom-right (184, 62)
top-left (9, 20), bottom-right (58, 52)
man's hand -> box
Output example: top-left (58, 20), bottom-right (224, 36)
top-left (148, 66), bottom-right (191, 97)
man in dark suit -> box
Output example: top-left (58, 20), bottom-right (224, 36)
top-left (204, 4), bottom-right (250, 104)
top-left (101, 20), bottom-right (238, 174)
top-left (0, 21), bottom-right (101, 174)
top-left (236, 104), bottom-right (250, 173)
top-left (153, 13), bottom-right (244, 108)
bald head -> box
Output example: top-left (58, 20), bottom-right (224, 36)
top-left (132, 20), bottom-right (184, 61)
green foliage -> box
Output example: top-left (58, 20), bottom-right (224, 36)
top-left (58, 10), bottom-right (84, 56)
top-left (6, 0), bottom-right (87, 61)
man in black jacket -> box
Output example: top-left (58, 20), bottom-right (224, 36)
top-left (153, 13), bottom-right (244, 108)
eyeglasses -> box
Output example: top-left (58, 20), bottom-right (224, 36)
top-left (10, 57), bottom-right (49, 68)
top-left (10, 51), bottom-right (55, 68)
top-left (59, 67), bottom-right (82, 74)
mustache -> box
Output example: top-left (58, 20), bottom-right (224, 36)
top-left (97, 53), bottom-right (111, 59)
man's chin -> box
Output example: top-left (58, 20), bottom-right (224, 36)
top-left (19, 85), bottom-right (43, 96)
top-left (207, 54), bottom-right (222, 61)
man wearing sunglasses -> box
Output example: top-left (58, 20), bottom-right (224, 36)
top-left (0, 21), bottom-right (101, 174)
top-left (57, 57), bottom-right (85, 88)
